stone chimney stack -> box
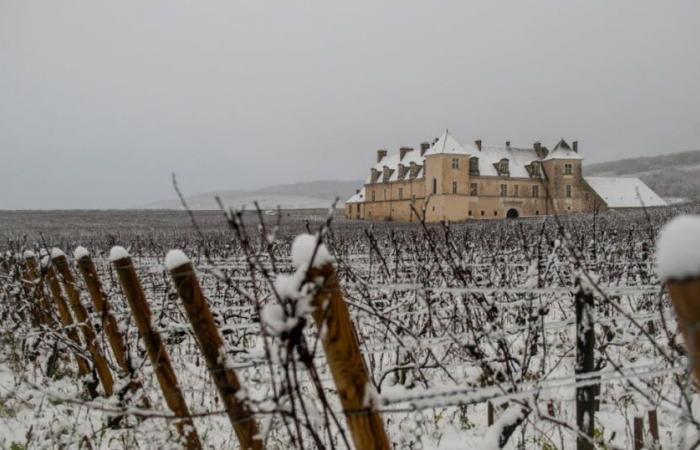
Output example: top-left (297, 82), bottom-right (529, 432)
top-left (474, 139), bottom-right (482, 151)
top-left (534, 142), bottom-right (549, 159)
top-left (506, 141), bottom-right (511, 148)
top-left (420, 142), bottom-right (430, 156)
top-left (399, 147), bottom-right (413, 160)
top-left (377, 149), bottom-right (388, 163)
top-left (356, 189), bottom-right (360, 194)
top-left (572, 141), bottom-right (578, 153)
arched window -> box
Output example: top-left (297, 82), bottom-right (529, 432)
top-left (452, 181), bottom-right (458, 194)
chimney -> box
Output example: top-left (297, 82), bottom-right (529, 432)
top-left (400, 147), bottom-right (413, 160)
top-left (534, 141), bottom-right (543, 158)
top-left (506, 141), bottom-right (511, 148)
top-left (356, 189), bottom-right (360, 194)
top-left (572, 141), bottom-right (578, 153)
top-left (420, 142), bottom-right (430, 156)
top-left (474, 139), bottom-right (482, 151)
top-left (377, 149), bottom-right (387, 163)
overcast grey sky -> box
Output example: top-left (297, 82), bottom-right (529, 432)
top-left (1, 1), bottom-right (699, 209)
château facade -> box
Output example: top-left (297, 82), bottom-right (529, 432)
top-left (345, 131), bottom-right (665, 223)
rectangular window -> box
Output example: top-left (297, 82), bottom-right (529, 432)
top-left (432, 178), bottom-right (437, 194)
top-left (371, 191), bottom-right (375, 202)
top-left (564, 163), bottom-right (572, 175)
top-left (500, 184), bottom-right (507, 197)
top-left (398, 188), bottom-right (403, 200)
top-left (468, 210), bottom-right (472, 216)
top-left (384, 189), bottom-right (388, 200)
top-left (532, 185), bottom-right (539, 198)
top-left (566, 185), bottom-right (572, 197)
top-left (470, 183), bottom-right (478, 196)
top-left (452, 158), bottom-right (459, 169)
top-left (452, 181), bottom-right (458, 194)
top-left (513, 185), bottom-right (519, 197)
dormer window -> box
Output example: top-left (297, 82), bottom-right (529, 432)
top-left (494, 158), bottom-right (510, 176)
top-left (382, 166), bottom-right (393, 183)
top-left (370, 168), bottom-right (381, 184)
top-left (398, 164), bottom-right (409, 180)
top-left (469, 157), bottom-right (480, 176)
top-left (527, 161), bottom-right (542, 178)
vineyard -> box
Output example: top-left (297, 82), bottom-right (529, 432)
top-left (0, 205), bottom-right (698, 449)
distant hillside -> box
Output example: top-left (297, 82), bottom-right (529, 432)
top-left (584, 150), bottom-right (700, 201)
top-left (145, 180), bottom-right (363, 210)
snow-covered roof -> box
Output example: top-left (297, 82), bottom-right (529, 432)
top-left (346, 187), bottom-right (365, 204)
top-left (543, 139), bottom-right (583, 161)
top-left (584, 177), bottom-right (667, 208)
top-left (424, 131), bottom-right (478, 156)
top-left (364, 131), bottom-right (546, 185)
top-left (477, 145), bottom-right (539, 178)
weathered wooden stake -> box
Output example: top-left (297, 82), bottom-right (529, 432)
top-left (22, 254), bottom-right (54, 326)
top-left (111, 248), bottom-right (202, 450)
top-left (166, 251), bottom-right (262, 450)
top-left (575, 280), bottom-right (596, 450)
top-left (74, 249), bottom-right (131, 374)
top-left (52, 251), bottom-right (114, 397)
top-left (648, 409), bottom-right (660, 448)
top-left (307, 262), bottom-right (391, 450)
top-left (633, 415), bottom-right (644, 450)
top-left (666, 279), bottom-right (700, 385)
top-left (43, 258), bottom-right (92, 377)
top-left (487, 401), bottom-right (495, 426)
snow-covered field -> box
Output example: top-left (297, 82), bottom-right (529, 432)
top-left (0, 205), bottom-right (699, 449)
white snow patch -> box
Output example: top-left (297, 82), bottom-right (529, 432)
top-left (49, 247), bottom-right (65, 259)
top-left (260, 304), bottom-right (298, 336)
top-left (290, 234), bottom-right (333, 270)
top-left (73, 246), bottom-right (90, 260)
top-left (657, 215), bottom-right (700, 281)
top-left (164, 249), bottom-right (190, 271)
top-left (109, 246), bottom-right (130, 262)
top-left (483, 404), bottom-right (527, 449)
top-left (22, 250), bottom-right (35, 259)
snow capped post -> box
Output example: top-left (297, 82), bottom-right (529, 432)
top-left (41, 253), bottom-right (93, 379)
top-left (110, 246), bottom-right (202, 450)
top-left (22, 251), bottom-right (54, 326)
top-left (657, 215), bottom-right (700, 386)
top-left (52, 249), bottom-right (115, 397)
top-left (165, 249), bottom-right (262, 450)
top-left (290, 234), bottom-right (391, 450)
top-left (74, 246), bottom-right (148, 407)
top-left (74, 247), bottom-right (131, 375)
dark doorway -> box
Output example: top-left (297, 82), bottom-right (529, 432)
top-left (506, 208), bottom-right (519, 219)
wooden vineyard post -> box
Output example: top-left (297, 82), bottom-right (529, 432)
top-left (74, 248), bottom-right (132, 374)
top-left (666, 278), bottom-right (700, 385)
top-left (52, 250), bottom-right (114, 397)
top-left (22, 253), bottom-right (55, 326)
top-left (487, 401), bottom-right (495, 426)
top-left (575, 280), bottom-right (596, 450)
top-left (306, 261), bottom-right (391, 450)
top-left (633, 415), bottom-right (644, 450)
top-left (648, 409), bottom-right (660, 448)
top-left (42, 257), bottom-right (93, 378)
top-left (166, 250), bottom-right (263, 450)
top-left (110, 247), bottom-right (202, 450)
